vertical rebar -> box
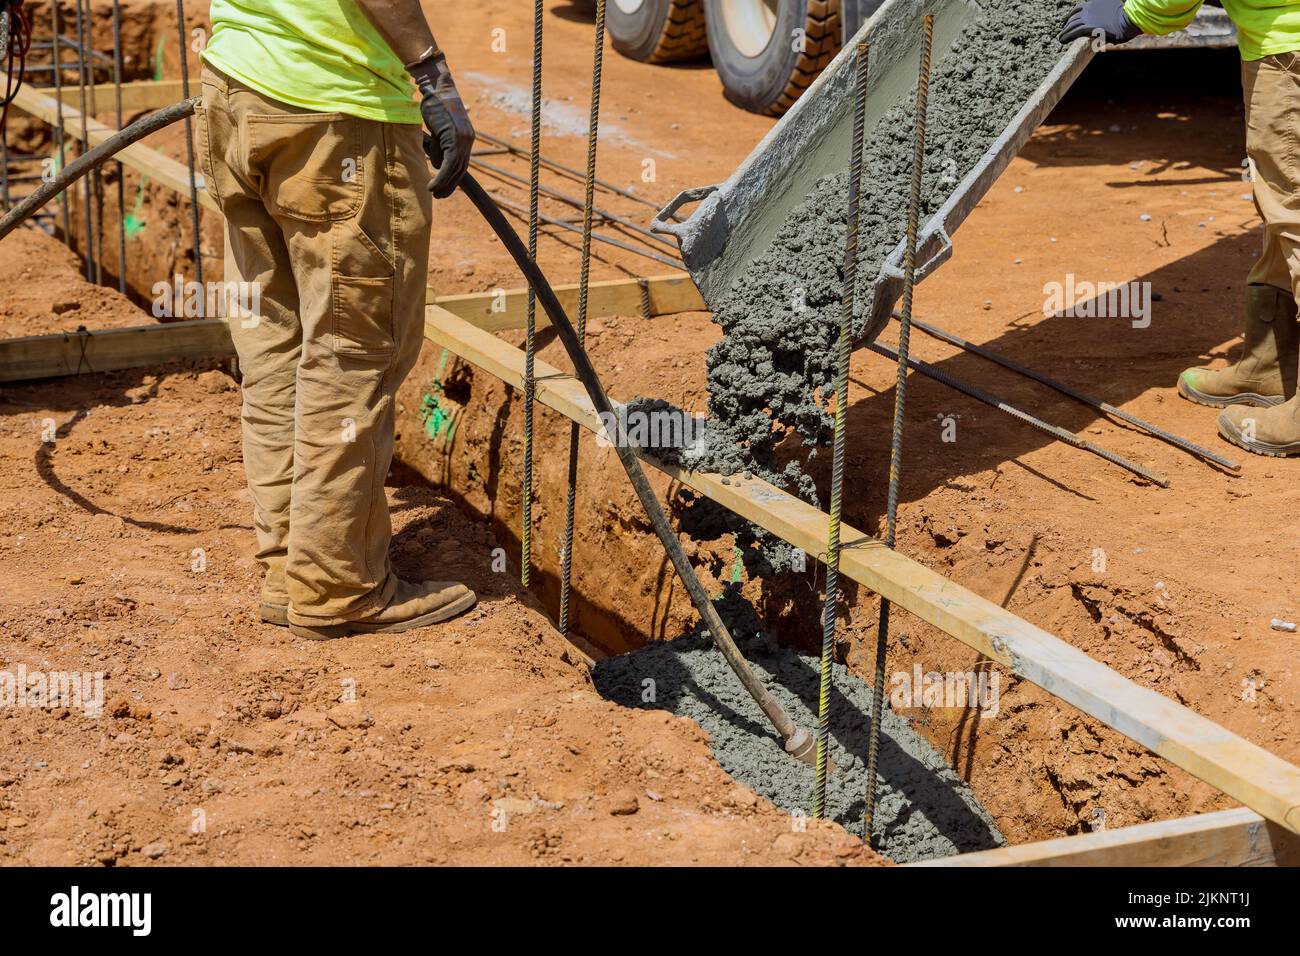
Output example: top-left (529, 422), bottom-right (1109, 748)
top-left (863, 13), bottom-right (933, 847)
top-left (51, 1), bottom-right (70, 239)
top-left (176, 0), bottom-right (203, 298)
top-left (111, 0), bottom-right (126, 293)
top-left (0, 6), bottom-right (11, 212)
top-left (82, 0), bottom-right (104, 284)
top-left (812, 42), bottom-right (870, 821)
top-left (557, 0), bottom-right (606, 636)
top-left (521, 0), bottom-right (543, 590)
top-left (72, 0), bottom-right (93, 280)
top-left (0, 120), bottom-right (10, 211)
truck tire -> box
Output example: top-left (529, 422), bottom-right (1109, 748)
top-left (703, 0), bottom-right (841, 115)
top-left (609, 0), bottom-right (709, 63)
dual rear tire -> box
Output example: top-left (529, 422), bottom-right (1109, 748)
top-left (607, 0), bottom-right (845, 115)
top-left (609, 0), bottom-right (710, 63)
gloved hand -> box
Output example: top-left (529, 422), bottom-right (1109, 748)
top-left (1058, 0), bottom-right (1143, 46)
top-left (409, 50), bottom-right (475, 199)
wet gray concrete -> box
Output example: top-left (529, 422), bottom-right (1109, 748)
top-left (593, 627), bottom-right (1005, 862)
top-left (687, 0), bottom-right (1075, 497)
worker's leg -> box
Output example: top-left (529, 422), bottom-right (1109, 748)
top-left (196, 67), bottom-right (302, 623)
top-left (231, 95), bottom-right (471, 628)
top-left (1219, 53), bottom-right (1300, 455)
top-left (1179, 54), bottom-right (1300, 409)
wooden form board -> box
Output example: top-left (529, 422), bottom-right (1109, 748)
top-left (0, 320), bottom-right (233, 382)
top-left (51, 80), bottom-right (187, 115)
top-left (422, 302), bottom-right (1300, 837)
top-left (10, 85), bottom-right (217, 213)
top-left (910, 807), bottom-right (1300, 867)
top-left (430, 273), bottom-right (705, 331)
top-left (0, 277), bottom-right (693, 383)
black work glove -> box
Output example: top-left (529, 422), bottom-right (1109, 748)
top-left (1058, 0), bottom-right (1143, 46)
top-left (410, 50), bottom-right (475, 199)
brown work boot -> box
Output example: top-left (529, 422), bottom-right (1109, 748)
top-left (260, 600), bottom-right (289, 627)
top-left (1218, 395), bottom-right (1300, 457)
top-left (260, 555), bottom-right (289, 627)
top-left (1178, 284), bottom-right (1298, 408)
top-left (288, 578), bottom-right (477, 641)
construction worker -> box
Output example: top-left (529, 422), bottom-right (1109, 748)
top-left (196, 0), bottom-right (478, 638)
top-left (1060, 0), bottom-right (1300, 457)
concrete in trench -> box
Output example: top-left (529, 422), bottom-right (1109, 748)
top-left (593, 632), bottom-right (1005, 862)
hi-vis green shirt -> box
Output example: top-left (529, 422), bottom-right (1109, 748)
top-left (1124, 0), bottom-right (1300, 60)
top-left (201, 0), bottom-right (421, 124)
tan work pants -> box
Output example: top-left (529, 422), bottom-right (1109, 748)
top-left (1244, 52), bottom-right (1300, 301)
top-left (196, 66), bottom-right (433, 626)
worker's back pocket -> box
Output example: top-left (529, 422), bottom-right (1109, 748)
top-left (248, 112), bottom-right (364, 222)
top-left (332, 274), bottom-right (396, 357)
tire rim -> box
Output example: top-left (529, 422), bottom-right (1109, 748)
top-left (719, 0), bottom-right (779, 59)
top-left (614, 0), bottom-right (646, 14)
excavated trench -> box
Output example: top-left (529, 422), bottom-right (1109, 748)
top-left (384, 390), bottom-right (1003, 858)
top-left (388, 323), bottom-right (1017, 862)
top-left (592, 633), bottom-right (1004, 860)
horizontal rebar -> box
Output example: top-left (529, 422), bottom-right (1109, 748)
top-left (478, 129), bottom-right (667, 214)
top-left (487, 190), bottom-right (681, 269)
top-left (472, 156), bottom-right (677, 249)
top-left (896, 312), bottom-right (1240, 472)
top-left (868, 339), bottom-right (1170, 487)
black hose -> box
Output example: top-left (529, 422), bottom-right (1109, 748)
top-left (458, 171), bottom-right (816, 762)
top-left (0, 97), bottom-right (199, 242)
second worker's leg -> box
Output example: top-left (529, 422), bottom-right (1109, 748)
top-left (1219, 53), bottom-right (1300, 455)
top-left (1179, 54), bottom-right (1300, 410)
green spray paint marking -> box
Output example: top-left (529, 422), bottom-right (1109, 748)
top-left (419, 349), bottom-right (455, 444)
top-left (123, 37), bottom-right (168, 238)
top-left (717, 548), bottom-right (748, 600)
top-left (123, 187), bottom-right (149, 238)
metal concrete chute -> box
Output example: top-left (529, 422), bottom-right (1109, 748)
top-left (871, 31), bottom-right (1092, 345)
top-left (653, 0), bottom-right (1093, 344)
top-left (652, 0), bottom-right (977, 307)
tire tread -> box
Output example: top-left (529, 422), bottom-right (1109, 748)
top-left (646, 0), bottom-right (710, 63)
top-left (768, 0), bottom-right (842, 115)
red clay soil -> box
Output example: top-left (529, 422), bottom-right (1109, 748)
top-left (0, 4), bottom-right (882, 866)
top-left (0, 229), bottom-right (152, 337)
